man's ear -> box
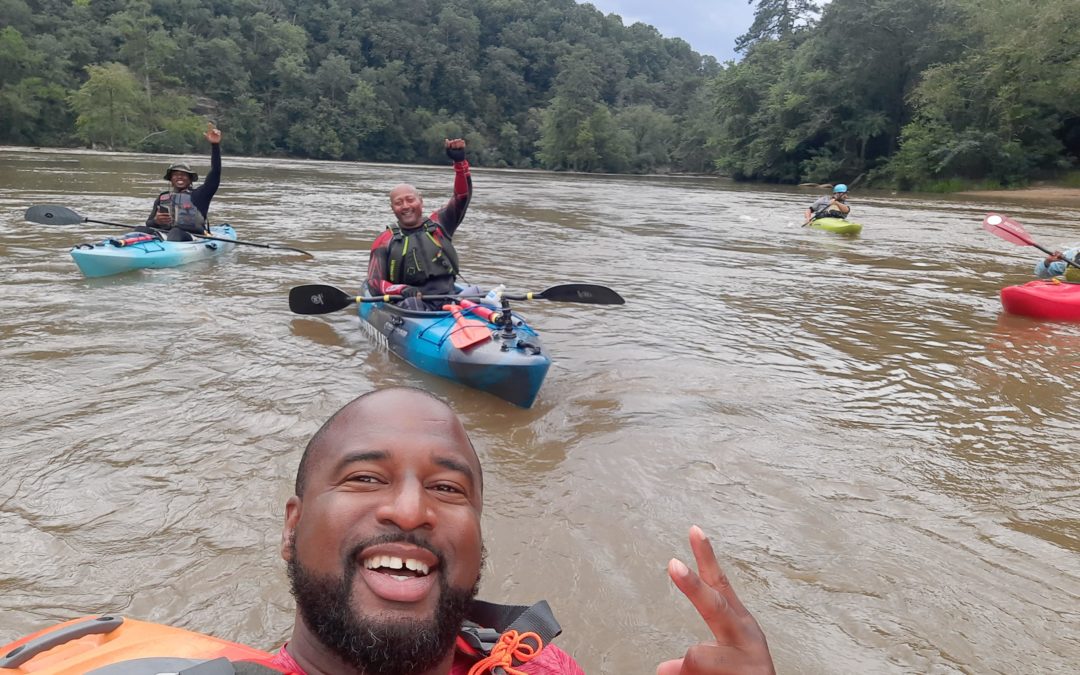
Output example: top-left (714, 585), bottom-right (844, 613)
top-left (281, 495), bottom-right (301, 561)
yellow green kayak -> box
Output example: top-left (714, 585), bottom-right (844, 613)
top-left (809, 217), bottom-right (862, 234)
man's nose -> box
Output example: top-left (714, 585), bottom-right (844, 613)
top-left (375, 480), bottom-right (436, 531)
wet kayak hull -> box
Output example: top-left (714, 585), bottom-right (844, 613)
top-left (1000, 280), bottom-right (1080, 321)
top-left (69, 225), bottom-right (236, 277)
top-left (358, 292), bottom-right (551, 407)
top-left (809, 217), bottom-right (862, 234)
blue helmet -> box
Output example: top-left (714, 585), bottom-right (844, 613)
top-left (833, 183), bottom-right (848, 194)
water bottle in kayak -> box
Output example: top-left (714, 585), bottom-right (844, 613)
top-left (483, 284), bottom-right (505, 307)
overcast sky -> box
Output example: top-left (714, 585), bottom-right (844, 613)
top-left (581, 0), bottom-right (756, 62)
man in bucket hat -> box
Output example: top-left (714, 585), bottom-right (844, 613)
top-left (145, 123), bottom-right (223, 242)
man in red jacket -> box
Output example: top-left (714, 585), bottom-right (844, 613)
top-left (272, 387), bottom-right (774, 674)
top-left (365, 139), bottom-right (475, 311)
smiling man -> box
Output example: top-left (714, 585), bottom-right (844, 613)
top-left (273, 387), bottom-right (582, 674)
top-left (365, 139), bottom-right (474, 311)
top-left (271, 387), bottom-right (775, 675)
top-left (145, 122), bottom-right (223, 242)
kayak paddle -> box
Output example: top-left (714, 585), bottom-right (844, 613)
top-left (288, 283), bottom-right (625, 315)
top-left (501, 283), bottom-right (625, 305)
top-left (24, 204), bottom-right (314, 258)
top-left (442, 303), bottom-right (493, 349)
top-left (982, 213), bottom-right (1080, 271)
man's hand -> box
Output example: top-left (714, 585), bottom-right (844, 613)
top-left (445, 138), bottom-right (466, 162)
top-left (205, 122), bottom-right (222, 145)
top-left (1046, 251), bottom-right (1064, 265)
top-left (154, 211), bottom-right (173, 226)
top-left (656, 526), bottom-right (775, 675)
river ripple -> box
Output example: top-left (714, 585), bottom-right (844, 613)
top-left (1, 148), bottom-right (1078, 673)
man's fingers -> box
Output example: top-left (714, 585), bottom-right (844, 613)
top-left (669, 557), bottom-right (745, 644)
top-left (656, 658), bottom-right (684, 675)
top-left (689, 526), bottom-right (752, 618)
top-left (680, 643), bottom-right (775, 675)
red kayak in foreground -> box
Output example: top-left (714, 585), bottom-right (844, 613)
top-left (1000, 280), bottom-right (1080, 321)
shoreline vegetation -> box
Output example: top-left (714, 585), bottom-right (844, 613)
top-left (3, 0), bottom-right (1077, 185)
top-left (956, 186), bottom-right (1080, 204)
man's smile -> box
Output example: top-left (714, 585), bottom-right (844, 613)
top-left (356, 542), bottom-right (441, 603)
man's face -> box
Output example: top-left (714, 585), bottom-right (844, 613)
top-left (283, 390), bottom-right (484, 673)
top-left (169, 171), bottom-right (191, 190)
top-left (834, 192), bottom-right (847, 201)
top-left (390, 186), bottom-right (424, 228)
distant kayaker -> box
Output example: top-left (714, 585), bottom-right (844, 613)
top-left (144, 123), bottom-right (222, 242)
top-left (1035, 247), bottom-right (1080, 278)
top-left (365, 139), bottom-right (479, 310)
top-left (270, 387), bottom-right (776, 675)
top-left (804, 184), bottom-right (850, 223)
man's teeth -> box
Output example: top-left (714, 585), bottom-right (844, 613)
top-left (363, 555), bottom-right (430, 575)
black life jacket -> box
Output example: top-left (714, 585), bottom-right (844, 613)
top-left (158, 190), bottom-right (206, 231)
top-left (386, 219), bottom-right (461, 288)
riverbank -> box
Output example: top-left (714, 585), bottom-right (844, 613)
top-left (957, 185), bottom-right (1080, 204)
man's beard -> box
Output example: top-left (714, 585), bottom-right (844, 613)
top-left (287, 533), bottom-right (481, 675)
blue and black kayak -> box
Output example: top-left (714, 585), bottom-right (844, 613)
top-left (358, 290), bottom-right (551, 408)
top-left (70, 224), bottom-right (237, 277)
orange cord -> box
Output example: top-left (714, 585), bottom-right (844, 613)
top-left (466, 630), bottom-right (544, 675)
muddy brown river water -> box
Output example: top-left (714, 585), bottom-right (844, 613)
top-left (1, 148), bottom-right (1078, 673)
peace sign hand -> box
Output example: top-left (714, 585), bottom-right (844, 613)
top-left (657, 526), bottom-right (775, 675)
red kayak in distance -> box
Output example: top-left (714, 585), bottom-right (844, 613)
top-left (1000, 280), bottom-right (1080, 321)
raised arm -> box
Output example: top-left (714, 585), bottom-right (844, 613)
top-left (433, 138), bottom-right (471, 236)
top-left (192, 124), bottom-right (222, 217)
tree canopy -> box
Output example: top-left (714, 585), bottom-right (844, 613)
top-left (1, 0), bottom-right (1075, 185)
top-left (0, 0), bottom-right (718, 174)
top-left (714, 0), bottom-right (1080, 188)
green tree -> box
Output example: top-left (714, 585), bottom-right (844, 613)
top-left (314, 53), bottom-right (355, 105)
top-left (108, 0), bottom-right (178, 101)
top-left (736, 0), bottom-right (818, 52)
top-left (615, 105), bottom-right (676, 173)
top-left (68, 62), bottom-right (145, 149)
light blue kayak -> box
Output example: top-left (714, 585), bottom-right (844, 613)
top-left (358, 289), bottom-right (551, 408)
top-left (70, 225), bottom-right (237, 277)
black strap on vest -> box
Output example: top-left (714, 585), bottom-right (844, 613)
top-left (458, 599), bottom-right (563, 662)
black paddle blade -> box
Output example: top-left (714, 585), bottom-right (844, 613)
top-left (25, 205), bottom-right (85, 226)
top-left (289, 284), bottom-right (358, 314)
top-left (531, 283), bottom-right (625, 305)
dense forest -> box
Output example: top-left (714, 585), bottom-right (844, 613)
top-left (1, 0), bottom-right (1078, 187)
top-left (0, 0), bottom-right (720, 173)
top-left (716, 0), bottom-right (1080, 189)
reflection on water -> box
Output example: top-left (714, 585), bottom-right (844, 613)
top-left (1, 148), bottom-right (1078, 673)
